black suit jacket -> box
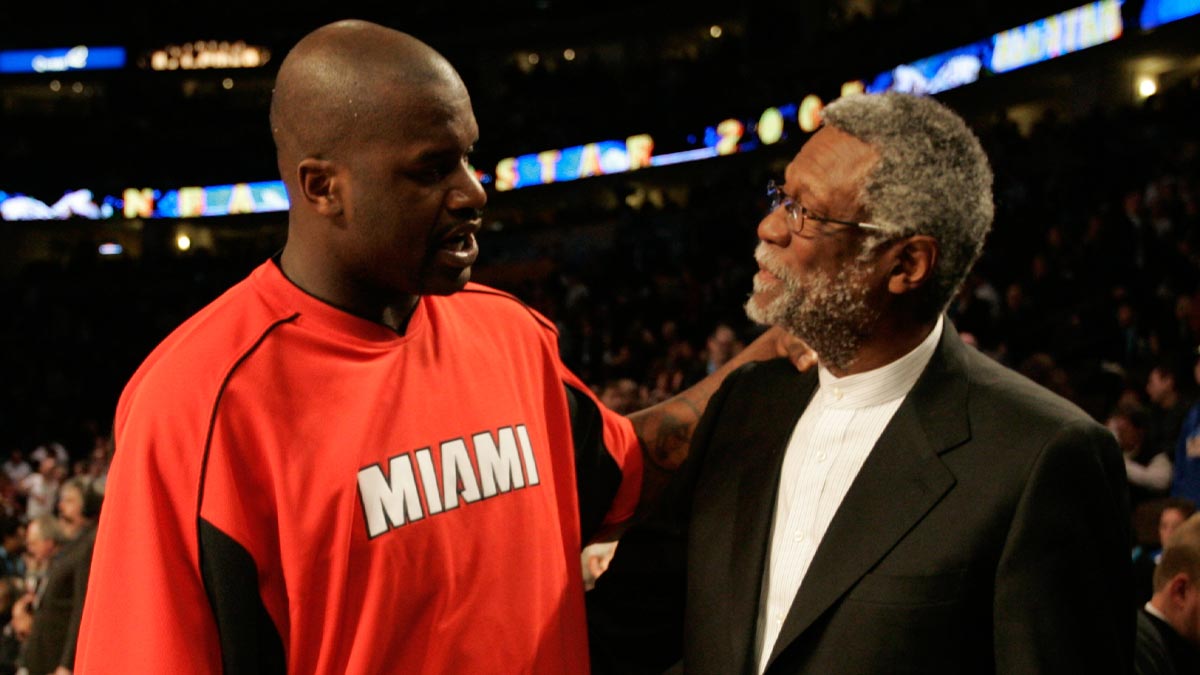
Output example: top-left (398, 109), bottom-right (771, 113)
top-left (589, 322), bottom-right (1132, 674)
top-left (1135, 608), bottom-right (1200, 675)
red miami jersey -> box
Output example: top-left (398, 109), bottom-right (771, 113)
top-left (75, 259), bottom-right (643, 674)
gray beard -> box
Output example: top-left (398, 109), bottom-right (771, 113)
top-left (744, 242), bottom-right (877, 372)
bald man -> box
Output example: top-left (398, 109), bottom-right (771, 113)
top-left (1137, 513), bottom-right (1200, 674)
top-left (74, 19), bottom-right (808, 674)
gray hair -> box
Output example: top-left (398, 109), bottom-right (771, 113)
top-left (29, 513), bottom-right (65, 545)
top-left (821, 92), bottom-right (994, 320)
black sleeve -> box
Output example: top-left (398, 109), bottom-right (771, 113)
top-left (199, 518), bottom-right (287, 675)
top-left (566, 383), bottom-right (625, 544)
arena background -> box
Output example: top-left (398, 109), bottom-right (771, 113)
top-left (0, 0), bottom-right (1197, 480)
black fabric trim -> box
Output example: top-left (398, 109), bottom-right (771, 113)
top-left (195, 313), bottom-right (297, 673)
top-left (199, 518), bottom-right (287, 675)
top-left (565, 382), bottom-right (623, 543)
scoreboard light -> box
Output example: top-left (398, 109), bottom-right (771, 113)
top-left (715, 119), bottom-right (744, 155)
top-left (493, 134), bottom-right (654, 192)
top-left (1140, 0), bottom-right (1200, 28)
top-left (147, 40), bottom-right (271, 71)
top-left (840, 81), bottom-right (866, 98)
top-left (756, 107), bottom-right (784, 145)
top-left (0, 45), bottom-right (126, 74)
top-left (990, 0), bottom-right (1124, 74)
top-left (798, 95), bottom-right (824, 133)
top-left (123, 181), bottom-right (288, 219)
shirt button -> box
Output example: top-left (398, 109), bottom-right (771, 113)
top-left (793, 531), bottom-right (805, 543)
top-left (816, 451), bottom-right (827, 462)
top-left (774, 613), bottom-right (785, 625)
top-left (832, 388), bottom-right (844, 400)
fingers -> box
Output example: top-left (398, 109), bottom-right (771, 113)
top-left (770, 326), bottom-right (817, 371)
top-left (789, 342), bottom-right (818, 371)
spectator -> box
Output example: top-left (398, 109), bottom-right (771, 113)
top-left (15, 480), bottom-right (100, 675)
top-left (1172, 353), bottom-right (1200, 504)
top-left (1147, 357), bottom-right (1192, 459)
top-left (1114, 402), bottom-right (1172, 512)
top-left (17, 459), bottom-right (60, 522)
top-left (1133, 498), bottom-right (1198, 608)
top-left (0, 520), bottom-right (23, 581)
top-left (7, 515), bottom-right (62, 658)
top-left (27, 444), bottom-right (67, 471)
top-left (1135, 512), bottom-right (1200, 675)
top-left (0, 454), bottom-right (30, 487)
top-left (0, 576), bottom-right (24, 675)
top-left (704, 323), bottom-right (743, 375)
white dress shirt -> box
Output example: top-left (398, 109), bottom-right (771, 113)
top-left (756, 316), bottom-right (944, 672)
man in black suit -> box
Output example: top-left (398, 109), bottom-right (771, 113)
top-left (587, 92), bottom-right (1131, 674)
top-left (15, 479), bottom-right (101, 675)
top-left (1136, 512), bottom-right (1200, 675)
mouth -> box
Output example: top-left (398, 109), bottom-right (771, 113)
top-left (435, 222), bottom-right (481, 269)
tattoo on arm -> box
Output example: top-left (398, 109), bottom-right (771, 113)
top-left (630, 386), bottom-right (708, 471)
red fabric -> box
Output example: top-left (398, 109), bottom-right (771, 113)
top-left (76, 260), bottom-right (641, 674)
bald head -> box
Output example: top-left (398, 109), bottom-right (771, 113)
top-left (1155, 512), bottom-right (1200, 592)
top-left (270, 20), bottom-right (466, 171)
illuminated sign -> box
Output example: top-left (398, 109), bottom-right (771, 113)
top-left (866, 41), bottom-right (991, 95)
top-left (124, 180), bottom-right (289, 218)
top-left (1140, 0), bottom-right (1200, 28)
top-left (147, 40), bottom-right (271, 71)
top-left (840, 81), bottom-right (866, 98)
top-left (494, 135), bottom-right (653, 192)
top-left (991, 0), bottom-right (1124, 74)
top-left (0, 189), bottom-right (115, 221)
top-left (0, 1), bottom-right (1167, 210)
top-left (798, 95), bottom-right (824, 133)
top-left (0, 46), bottom-right (126, 74)
top-left (757, 107), bottom-right (785, 145)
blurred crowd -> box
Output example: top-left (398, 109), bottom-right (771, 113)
top-left (0, 437), bottom-right (106, 674)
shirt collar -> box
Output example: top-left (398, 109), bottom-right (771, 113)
top-left (816, 315), bottom-right (944, 409)
top-left (1144, 601), bottom-right (1169, 622)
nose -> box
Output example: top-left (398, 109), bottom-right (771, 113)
top-left (756, 210), bottom-right (792, 247)
top-left (447, 163), bottom-right (488, 214)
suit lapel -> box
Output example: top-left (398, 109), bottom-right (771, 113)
top-left (725, 366), bottom-right (818, 673)
top-left (765, 323), bottom-right (973, 669)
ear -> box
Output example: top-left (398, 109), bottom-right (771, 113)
top-left (1166, 573), bottom-right (1193, 605)
top-left (885, 235), bottom-right (938, 295)
top-left (296, 158), bottom-right (344, 219)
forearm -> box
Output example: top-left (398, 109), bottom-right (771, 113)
top-left (628, 325), bottom-right (807, 472)
top-left (625, 327), bottom-right (805, 520)
top-left (1124, 453), bottom-right (1171, 491)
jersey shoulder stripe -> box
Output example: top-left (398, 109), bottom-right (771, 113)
top-left (457, 284), bottom-right (559, 335)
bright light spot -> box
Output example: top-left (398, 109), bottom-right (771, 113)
top-left (1137, 76), bottom-right (1157, 99)
top-left (98, 242), bottom-right (123, 256)
top-left (527, 53), bottom-right (540, 65)
top-left (49, 80), bottom-right (61, 92)
top-left (757, 107), bottom-right (784, 145)
top-left (798, 94), bottom-right (824, 133)
top-left (563, 48), bottom-right (576, 61)
top-left (222, 78), bottom-right (234, 90)
top-left (176, 234), bottom-right (192, 251)
top-left (709, 25), bottom-right (723, 38)
top-left (71, 82), bottom-right (83, 93)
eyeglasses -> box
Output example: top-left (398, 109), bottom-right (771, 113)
top-left (766, 180), bottom-right (902, 237)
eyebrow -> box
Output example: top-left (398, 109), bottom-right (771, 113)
top-left (414, 140), bottom-right (476, 164)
